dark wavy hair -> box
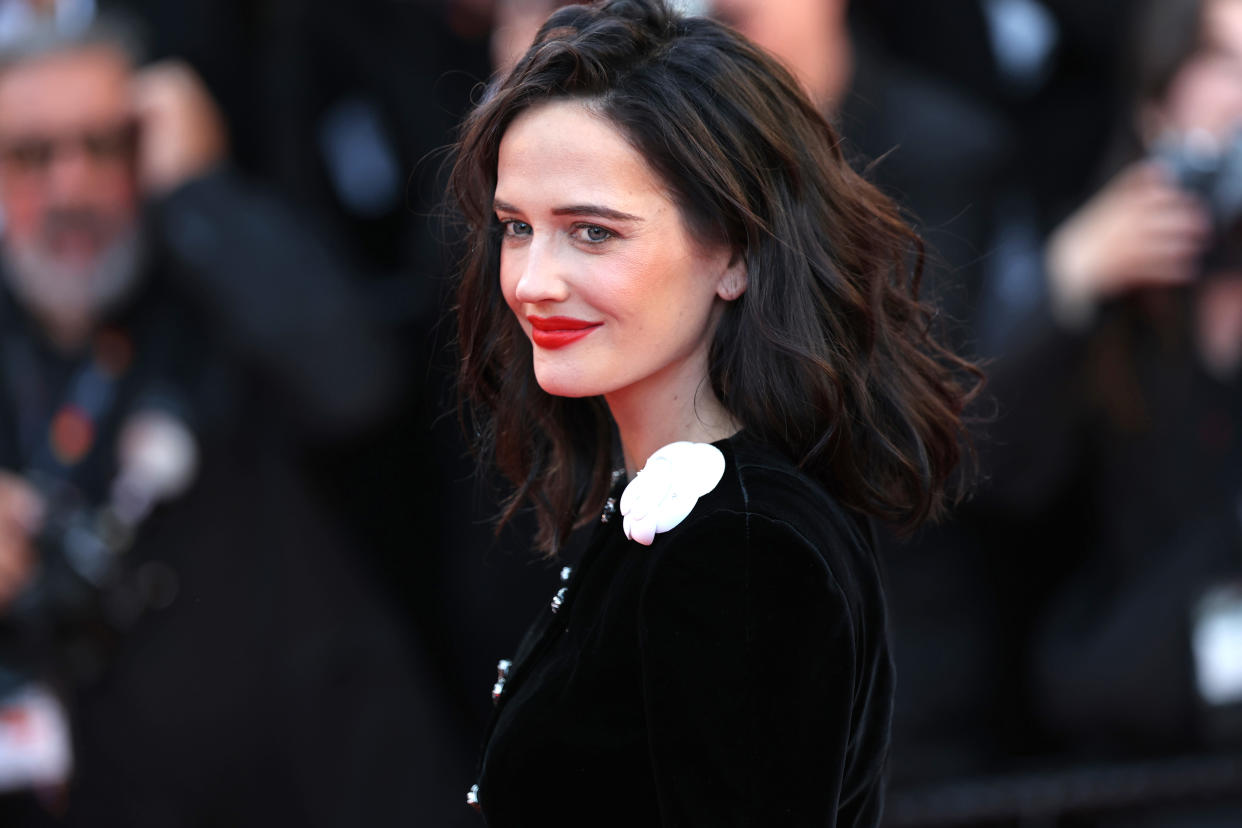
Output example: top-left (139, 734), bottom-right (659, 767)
top-left (450, 0), bottom-right (979, 555)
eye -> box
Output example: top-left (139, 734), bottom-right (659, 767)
top-left (1, 139), bottom-right (53, 172)
top-left (571, 224), bottom-right (614, 244)
top-left (82, 123), bottom-right (138, 162)
top-left (499, 218), bottom-right (532, 238)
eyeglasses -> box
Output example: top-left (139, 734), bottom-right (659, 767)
top-left (0, 121), bottom-right (138, 176)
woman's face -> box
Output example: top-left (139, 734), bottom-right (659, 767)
top-left (494, 99), bottom-right (745, 403)
top-left (1150, 0), bottom-right (1242, 140)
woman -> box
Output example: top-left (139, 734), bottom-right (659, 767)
top-left (995, 0), bottom-right (1242, 775)
top-left (449, 1), bottom-right (975, 824)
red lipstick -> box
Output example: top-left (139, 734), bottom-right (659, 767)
top-left (527, 316), bottom-right (602, 349)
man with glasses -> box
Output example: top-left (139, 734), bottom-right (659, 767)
top-left (0, 11), bottom-right (453, 827)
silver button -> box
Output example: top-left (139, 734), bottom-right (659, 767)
top-left (560, 566), bottom-right (573, 583)
top-left (550, 586), bottom-right (567, 613)
top-left (600, 497), bottom-right (617, 523)
top-left (492, 658), bottom-right (512, 703)
top-left (466, 783), bottom-right (480, 810)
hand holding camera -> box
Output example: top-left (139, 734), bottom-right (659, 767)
top-left (0, 474), bottom-right (42, 613)
top-left (1045, 160), bottom-right (1212, 326)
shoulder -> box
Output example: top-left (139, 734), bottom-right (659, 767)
top-left (647, 435), bottom-right (877, 579)
top-left (728, 434), bottom-right (875, 556)
top-left (628, 437), bottom-right (894, 820)
top-left (636, 434), bottom-right (884, 639)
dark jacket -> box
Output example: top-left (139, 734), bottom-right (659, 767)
top-left (0, 169), bottom-right (473, 827)
top-left (984, 292), bottom-right (1242, 755)
top-left (474, 433), bottom-right (894, 827)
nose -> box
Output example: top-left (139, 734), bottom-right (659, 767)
top-left (45, 145), bottom-right (98, 206)
top-left (512, 234), bottom-right (571, 305)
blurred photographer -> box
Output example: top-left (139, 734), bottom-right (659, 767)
top-left (1046, 0), bottom-right (1242, 344)
top-left (0, 22), bottom-right (210, 803)
top-left (0, 7), bottom-right (465, 826)
top-left (980, 0), bottom-right (1242, 821)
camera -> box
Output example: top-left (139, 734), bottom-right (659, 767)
top-left (0, 411), bottom-right (197, 699)
top-left (1155, 128), bottom-right (1242, 233)
top-left (0, 479), bottom-right (126, 699)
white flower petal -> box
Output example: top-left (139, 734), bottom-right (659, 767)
top-left (629, 519), bottom-right (657, 546)
top-left (653, 493), bottom-right (696, 534)
top-left (666, 442), bottom-right (726, 497)
top-left (618, 441), bottom-right (726, 545)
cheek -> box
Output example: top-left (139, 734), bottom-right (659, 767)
top-left (1165, 61), bottom-right (1242, 134)
top-left (105, 179), bottom-right (139, 218)
top-left (583, 249), bottom-right (670, 321)
top-left (0, 188), bottom-right (44, 244)
top-left (89, 175), bottom-right (139, 225)
top-left (498, 248), bottom-right (521, 311)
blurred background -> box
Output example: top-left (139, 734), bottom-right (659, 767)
top-left (0, 0), bottom-right (1239, 825)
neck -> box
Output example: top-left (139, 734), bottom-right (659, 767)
top-left (1, 266), bottom-right (97, 353)
top-left (605, 349), bottom-right (739, 477)
top-left (39, 311), bottom-right (94, 353)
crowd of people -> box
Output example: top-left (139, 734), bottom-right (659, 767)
top-left (0, 0), bottom-right (1238, 825)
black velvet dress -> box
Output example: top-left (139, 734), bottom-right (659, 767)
top-left (473, 433), bottom-right (894, 827)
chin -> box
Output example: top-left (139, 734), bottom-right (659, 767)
top-left (533, 377), bottom-right (597, 399)
top-left (532, 365), bottom-right (605, 399)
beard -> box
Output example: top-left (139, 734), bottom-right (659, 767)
top-left (1, 214), bottom-right (146, 332)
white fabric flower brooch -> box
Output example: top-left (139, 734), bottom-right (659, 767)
top-left (619, 441), bottom-right (726, 546)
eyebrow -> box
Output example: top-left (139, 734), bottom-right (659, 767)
top-left (493, 199), bottom-right (643, 223)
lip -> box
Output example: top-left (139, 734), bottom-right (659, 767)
top-left (527, 316), bottom-right (602, 349)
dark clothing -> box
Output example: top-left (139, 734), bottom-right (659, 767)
top-left (0, 169), bottom-right (473, 826)
top-left (476, 434), bottom-right (894, 827)
top-left (150, 166), bottom-right (402, 440)
top-left (983, 292), bottom-right (1242, 757)
top-left (60, 448), bottom-right (463, 828)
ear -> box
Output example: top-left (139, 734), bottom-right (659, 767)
top-left (715, 251), bottom-right (748, 301)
